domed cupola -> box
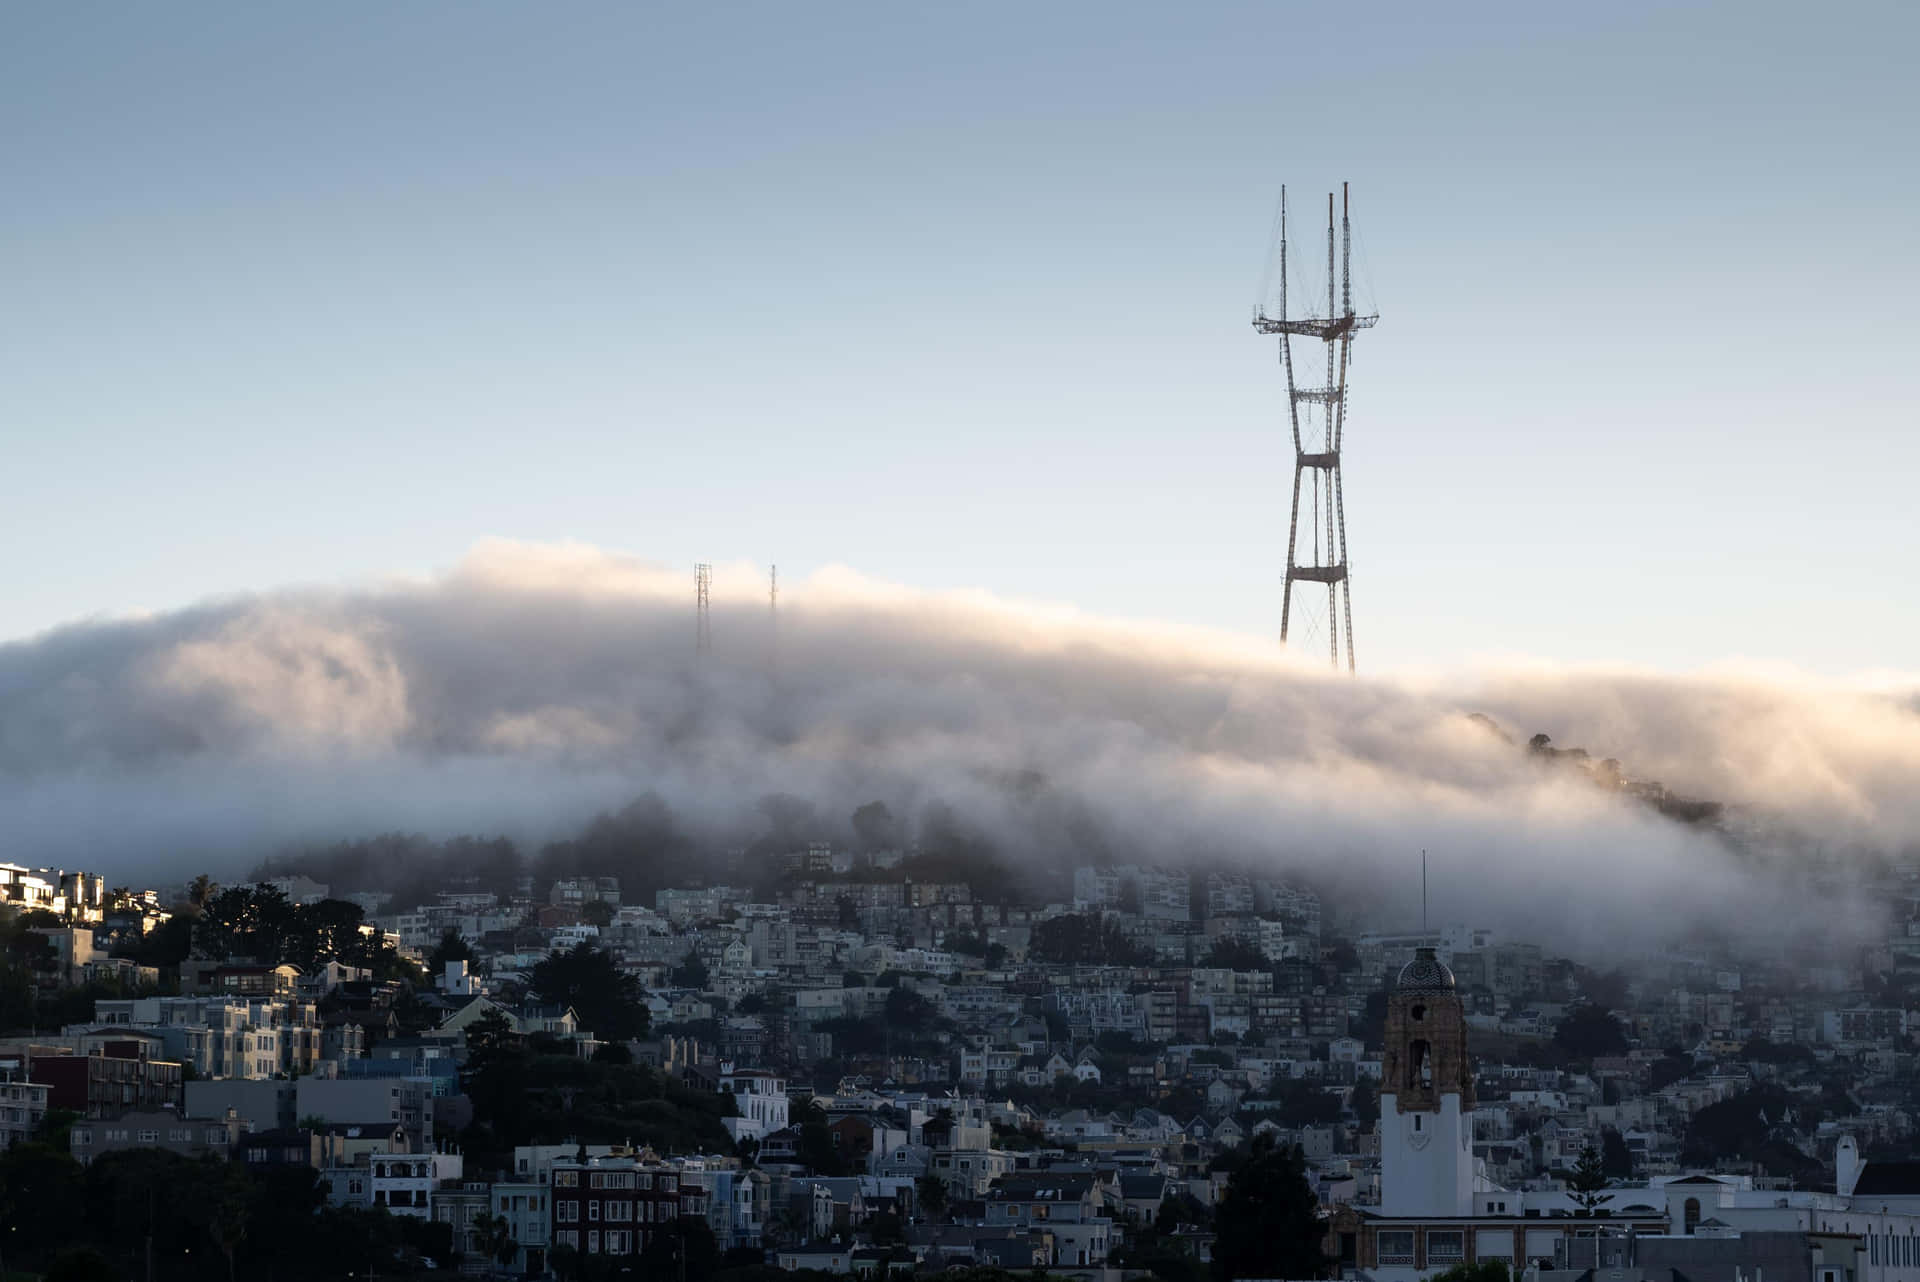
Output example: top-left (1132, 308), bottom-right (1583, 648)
top-left (1396, 946), bottom-right (1456, 994)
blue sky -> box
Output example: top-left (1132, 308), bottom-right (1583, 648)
top-left (4, 2), bottom-right (1914, 673)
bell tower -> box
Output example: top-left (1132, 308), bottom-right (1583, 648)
top-left (1379, 947), bottom-right (1476, 1216)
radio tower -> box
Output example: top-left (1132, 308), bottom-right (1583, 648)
top-left (695, 562), bottom-right (712, 657)
top-left (1255, 183), bottom-right (1377, 672)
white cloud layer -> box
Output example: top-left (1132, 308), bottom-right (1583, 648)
top-left (2, 539), bottom-right (1915, 959)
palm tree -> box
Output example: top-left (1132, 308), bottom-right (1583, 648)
top-left (474, 1211), bottom-right (518, 1274)
top-left (208, 1205), bottom-right (246, 1282)
top-left (187, 874), bottom-right (219, 909)
top-left (768, 1203), bottom-right (812, 1248)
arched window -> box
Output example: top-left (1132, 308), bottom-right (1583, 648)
top-left (1408, 1040), bottom-right (1431, 1090)
top-left (1684, 1198), bottom-right (1701, 1234)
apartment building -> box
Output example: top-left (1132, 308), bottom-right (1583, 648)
top-left (549, 1156), bottom-right (709, 1260)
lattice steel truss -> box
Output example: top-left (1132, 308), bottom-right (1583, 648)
top-left (1254, 183), bottom-right (1378, 671)
top-left (695, 562), bottom-right (712, 657)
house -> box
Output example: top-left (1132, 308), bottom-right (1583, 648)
top-left (776, 1246), bottom-right (857, 1273)
top-left (488, 1181), bottom-right (552, 1277)
top-left (237, 1127), bottom-right (323, 1170)
top-left (0, 1065), bottom-right (49, 1150)
top-left (70, 1105), bottom-right (245, 1166)
top-left (1116, 1172), bottom-right (1175, 1224)
top-left (369, 1152), bottom-right (465, 1218)
top-left (548, 1156), bottom-right (708, 1260)
top-left (981, 1174), bottom-right (1113, 1267)
top-left (317, 1121), bottom-right (409, 1167)
top-left (719, 1066), bottom-right (790, 1142)
top-left (30, 1041), bottom-right (184, 1117)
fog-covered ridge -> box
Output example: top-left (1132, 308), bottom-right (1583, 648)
top-left (2, 539), bottom-right (1915, 956)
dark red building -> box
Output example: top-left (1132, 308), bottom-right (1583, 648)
top-left (31, 1043), bottom-right (184, 1117)
top-left (549, 1158), bottom-right (709, 1259)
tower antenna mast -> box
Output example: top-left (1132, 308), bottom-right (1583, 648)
top-left (695, 563), bottom-right (712, 657)
top-left (1256, 182), bottom-right (1376, 671)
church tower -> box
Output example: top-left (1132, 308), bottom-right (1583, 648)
top-left (1379, 947), bottom-right (1476, 1216)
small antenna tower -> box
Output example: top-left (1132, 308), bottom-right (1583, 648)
top-left (1421, 849), bottom-right (1428, 931)
top-left (1255, 182), bottom-right (1378, 671)
top-left (695, 562), bottom-right (712, 657)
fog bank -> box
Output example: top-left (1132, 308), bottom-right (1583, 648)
top-left (3, 539), bottom-right (1915, 957)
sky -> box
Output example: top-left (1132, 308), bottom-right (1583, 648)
top-left (3, 2), bottom-right (1916, 675)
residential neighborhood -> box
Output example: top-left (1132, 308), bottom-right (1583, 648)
top-left (4, 840), bottom-right (1920, 1282)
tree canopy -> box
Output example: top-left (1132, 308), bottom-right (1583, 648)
top-left (1211, 1137), bottom-right (1327, 1281)
top-left (1553, 1006), bottom-right (1630, 1059)
top-left (528, 942), bottom-right (649, 1041)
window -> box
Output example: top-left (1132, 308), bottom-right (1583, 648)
top-left (1378, 1231), bottom-right (1416, 1265)
top-left (1428, 1231), bottom-right (1465, 1262)
top-left (587, 1231), bottom-right (600, 1254)
top-left (607, 1202), bottom-right (632, 1222)
top-left (590, 1172), bottom-right (605, 1189)
top-left (558, 1201), bottom-right (579, 1223)
top-left (556, 1230), bottom-right (578, 1249)
top-left (1684, 1199), bottom-right (1701, 1234)
top-left (606, 1231), bottom-right (630, 1254)
top-left (72, 1129), bottom-right (91, 1145)
top-left (588, 1202), bottom-right (600, 1221)
top-left (137, 1129), bottom-right (158, 1143)
top-left (555, 1171), bottom-right (579, 1187)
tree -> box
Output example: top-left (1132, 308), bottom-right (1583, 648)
top-left (884, 986), bottom-right (937, 1032)
top-left (1567, 1142), bottom-right (1613, 1213)
top-left (1201, 938), bottom-right (1269, 972)
top-left (1649, 1048), bottom-right (1694, 1092)
top-left (669, 947), bottom-right (710, 991)
top-left (429, 928), bottom-right (473, 970)
top-left (44, 1247), bottom-right (118, 1282)
top-left (194, 884), bottom-right (297, 962)
top-left (1554, 1006), bottom-right (1629, 1060)
top-left (639, 1217), bottom-right (719, 1282)
top-left (915, 1173), bottom-right (949, 1219)
top-left (1211, 1137), bottom-right (1327, 1281)
top-left (795, 1100), bottom-right (847, 1176)
top-left (1601, 1126), bottom-right (1634, 1180)
top-left (529, 942), bottom-right (649, 1040)
top-left (474, 1211), bottom-right (518, 1270)
top-left (1030, 912), bottom-right (1151, 966)
top-left (1349, 1077), bottom-right (1379, 1126)
top-left (187, 874), bottom-right (220, 909)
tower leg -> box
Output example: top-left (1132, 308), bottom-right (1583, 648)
top-left (1281, 464), bottom-right (1304, 643)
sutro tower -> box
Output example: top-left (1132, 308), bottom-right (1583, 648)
top-left (1254, 183), bottom-right (1377, 671)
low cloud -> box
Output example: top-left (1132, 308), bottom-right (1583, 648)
top-left (2, 538), bottom-right (1914, 959)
